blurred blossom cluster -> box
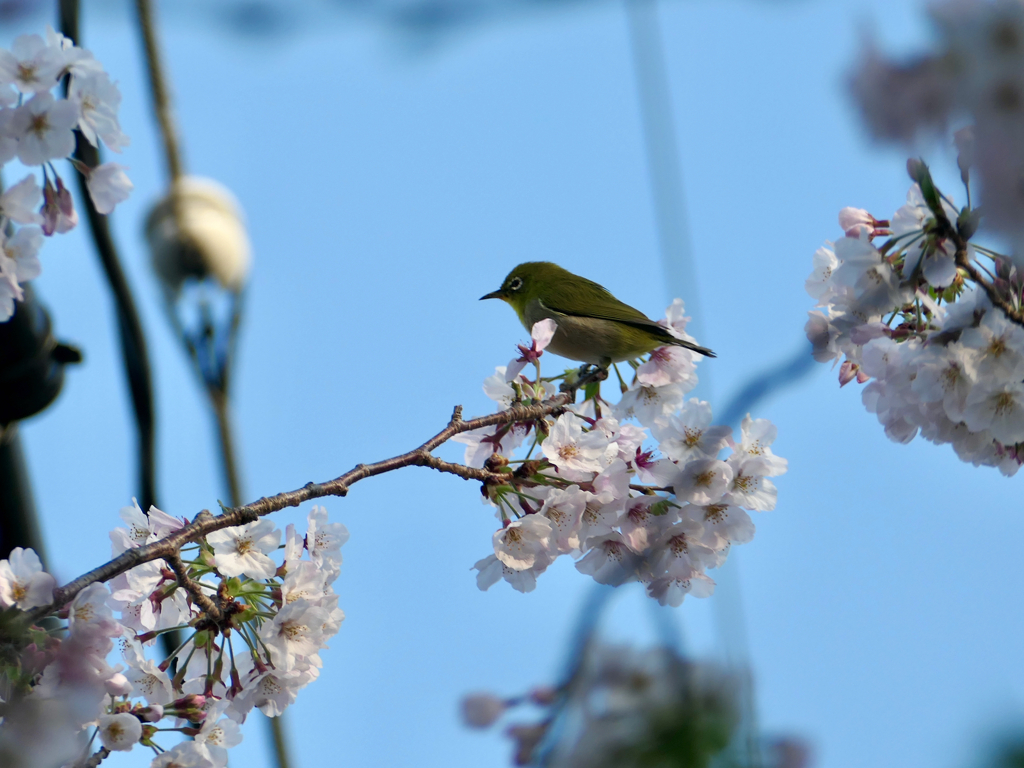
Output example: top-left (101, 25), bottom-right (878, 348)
top-left (851, 0), bottom-right (1024, 251)
top-left (460, 305), bottom-right (787, 605)
top-left (461, 643), bottom-right (738, 768)
top-left (805, 161), bottom-right (1024, 474)
top-left (0, 503), bottom-right (347, 767)
top-left (0, 27), bottom-right (132, 321)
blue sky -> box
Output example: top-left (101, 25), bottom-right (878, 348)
top-left (6, 0), bottom-right (1024, 766)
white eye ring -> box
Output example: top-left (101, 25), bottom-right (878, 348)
top-left (509, 277), bottom-right (523, 291)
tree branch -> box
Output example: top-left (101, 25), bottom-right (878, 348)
top-left (28, 368), bottom-right (606, 622)
top-left (165, 552), bottom-right (221, 621)
top-left (954, 246), bottom-right (1024, 327)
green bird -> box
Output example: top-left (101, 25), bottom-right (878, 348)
top-left (480, 261), bottom-right (715, 367)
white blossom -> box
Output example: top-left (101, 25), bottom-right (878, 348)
top-left (85, 162), bottom-right (133, 214)
top-left (0, 547), bottom-right (54, 609)
top-left (97, 712), bottom-right (142, 752)
top-left (10, 92), bottom-right (78, 165)
top-left (206, 519), bottom-right (281, 580)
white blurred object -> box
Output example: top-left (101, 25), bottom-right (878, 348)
top-left (145, 176), bottom-right (251, 294)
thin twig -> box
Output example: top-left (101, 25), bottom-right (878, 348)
top-left (29, 368), bottom-right (606, 622)
top-left (166, 552), bottom-right (221, 621)
top-left (954, 246), bottom-right (1024, 326)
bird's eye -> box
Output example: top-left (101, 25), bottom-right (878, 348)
top-left (508, 277), bottom-right (523, 292)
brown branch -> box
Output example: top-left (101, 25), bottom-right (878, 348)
top-left (165, 552), bottom-right (221, 621)
top-left (28, 368), bottom-right (606, 622)
top-left (954, 246), bottom-right (1024, 327)
top-left (928, 195), bottom-right (1024, 328)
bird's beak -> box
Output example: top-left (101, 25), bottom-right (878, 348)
top-left (479, 290), bottom-right (505, 301)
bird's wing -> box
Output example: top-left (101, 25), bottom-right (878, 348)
top-left (538, 294), bottom-right (677, 342)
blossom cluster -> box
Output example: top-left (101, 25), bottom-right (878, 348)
top-left (805, 163), bottom-right (1024, 475)
top-left (459, 304), bottom-right (787, 606)
top-left (461, 643), bottom-right (738, 767)
top-left (0, 27), bottom-right (133, 321)
top-left (0, 501), bottom-right (347, 768)
top-left (851, 0), bottom-right (1024, 250)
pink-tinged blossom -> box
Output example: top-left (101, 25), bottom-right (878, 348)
top-left (722, 465), bottom-right (777, 511)
top-left (472, 554), bottom-right (540, 593)
top-left (838, 207), bottom-right (876, 237)
top-left (636, 345), bottom-right (697, 388)
top-left (592, 417), bottom-right (646, 464)
top-left (614, 382), bottom-right (685, 427)
top-left (259, 599), bottom-right (329, 671)
top-left (959, 309), bottom-right (1024, 380)
top-left (282, 561), bottom-right (327, 606)
top-left (647, 573), bottom-right (715, 607)
top-left (305, 505), bottom-right (349, 569)
top-left (653, 398), bottom-right (731, 463)
top-left (125, 654), bottom-right (175, 705)
top-left (632, 448), bottom-right (677, 486)
top-left (151, 743), bottom-right (217, 768)
top-left (283, 523), bottom-right (304, 569)
top-left (0, 225), bottom-right (43, 285)
top-left (506, 319), bottom-right (558, 380)
top-left (0, 547), bottom-right (55, 609)
top-left (10, 92), bottom-right (78, 165)
top-left (539, 486), bottom-right (586, 553)
top-left (0, 107), bottom-right (18, 165)
top-left (575, 532), bottom-right (640, 586)
top-left (69, 70), bottom-right (130, 151)
top-left (113, 497), bottom-right (179, 548)
top-left (231, 656), bottom-right (318, 720)
top-left (0, 175), bottom-right (42, 224)
top-left (648, 520), bottom-right (716, 579)
top-left (194, 703), bottom-right (243, 767)
top-left (541, 413), bottom-right (615, 475)
top-left (731, 414), bottom-right (788, 477)
top-left (618, 496), bottom-right (675, 552)
top-left (683, 503), bottom-right (755, 549)
top-left (452, 423), bottom-right (527, 468)
top-left (911, 344), bottom-right (975, 422)
top-left (0, 34), bottom-right (65, 93)
top-left (207, 519), bottom-right (281, 580)
top-left (831, 233), bottom-right (908, 312)
top-left (97, 712), bottom-right (142, 752)
top-left (963, 381), bottom-right (1024, 446)
top-left (576, 495), bottom-right (623, 546)
top-left (68, 582), bottom-right (121, 639)
top-left (493, 514), bottom-right (554, 571)
top-left (674, 459), bottom-right (733, 506)
top-left (805, 244), bottom-right (839, 302)
top-left (85, 161), bottom-right (133, 214)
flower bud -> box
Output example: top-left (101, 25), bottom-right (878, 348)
top-left (460, 693), bottom-right (506, 728)
top-left (105, 671), bottom-right (133, 697)
top-left (145, 176), bottom-right (251, 294)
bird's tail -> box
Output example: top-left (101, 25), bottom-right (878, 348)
top-left (671, 337), bottom-right (716, 358)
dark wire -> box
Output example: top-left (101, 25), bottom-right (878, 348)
top-left (58, 0), bottom-right (159, 513)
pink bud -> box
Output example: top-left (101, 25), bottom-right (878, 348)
top-left (528, 686), bottom-right (557, 706)
top-left (105, 672), bottom-right (132, 697)
top-left (838, 360), bottom-right (860, 387)
top-left (461, 693), bottom-right (506, 728)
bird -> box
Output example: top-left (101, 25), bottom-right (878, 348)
top-left (480, 261), bottom-right (715, 368)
